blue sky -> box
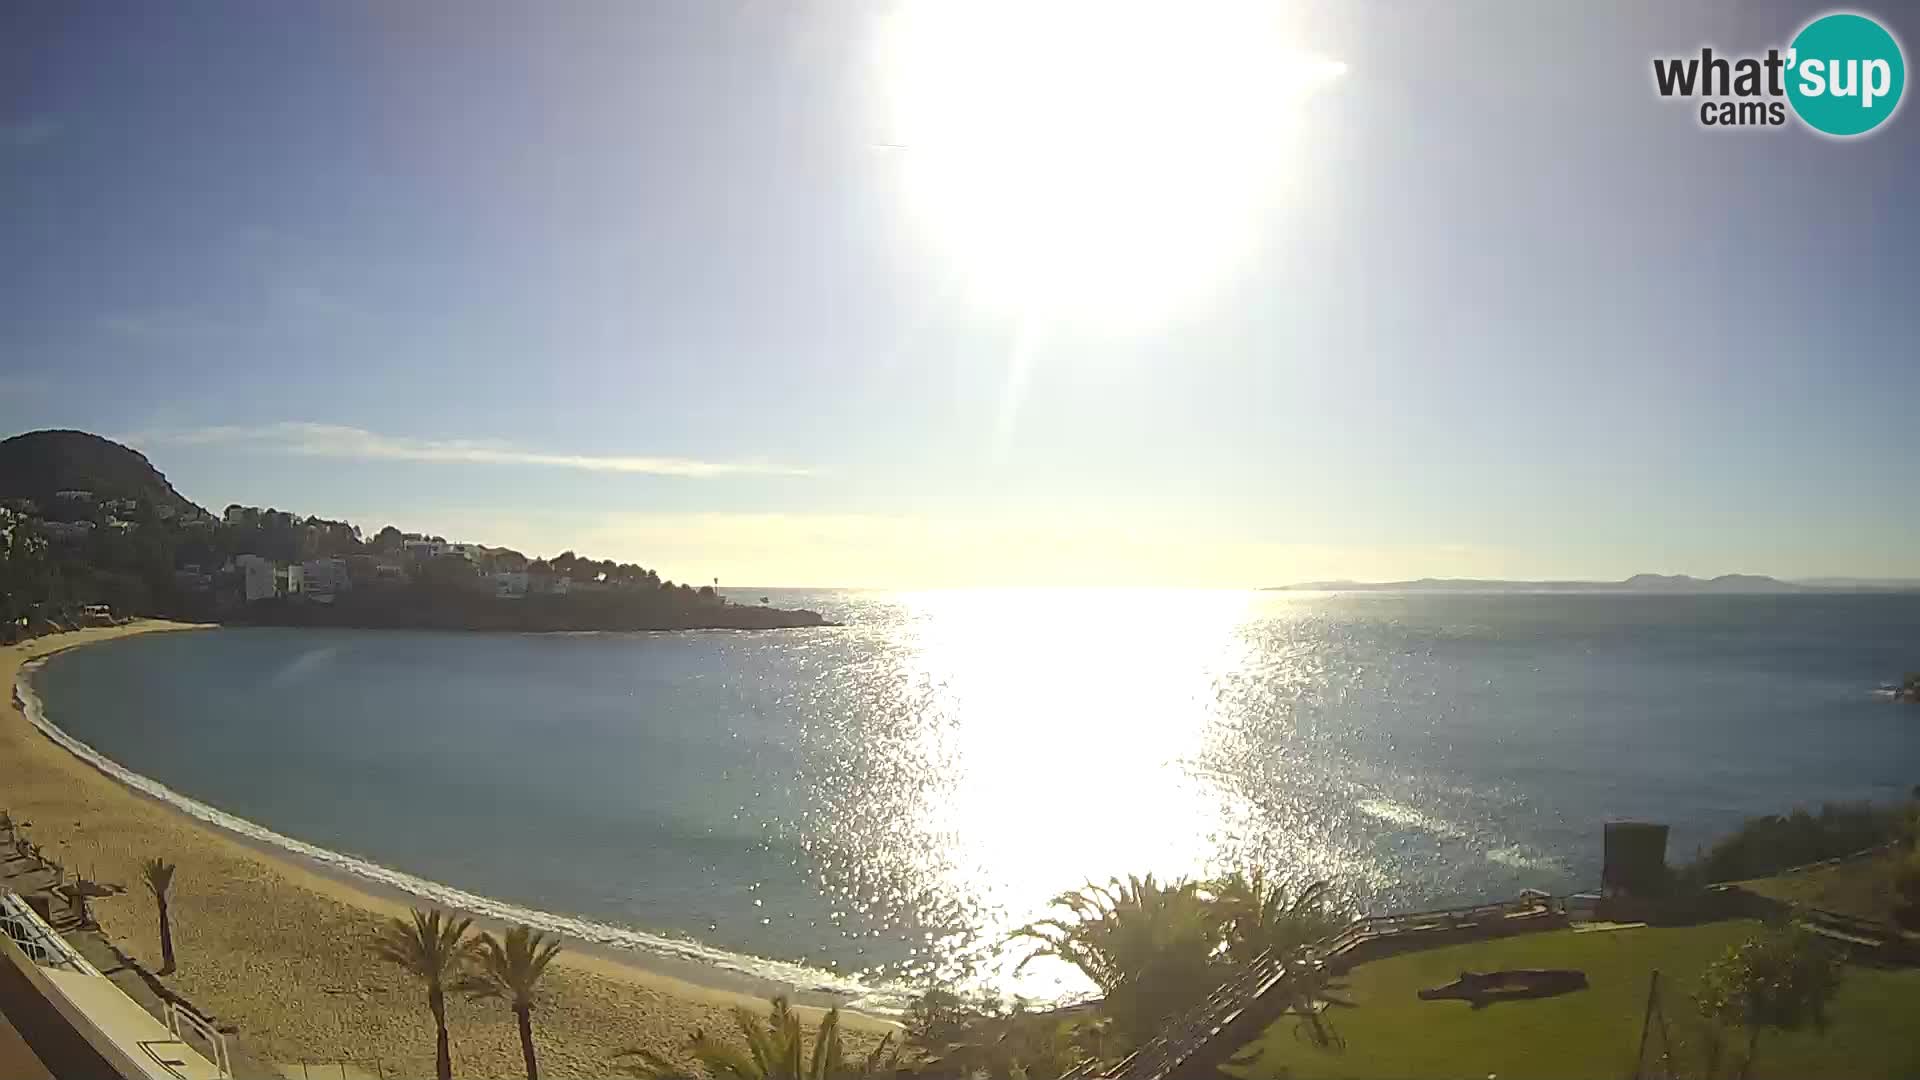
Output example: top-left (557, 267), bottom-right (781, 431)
top-left (3, 1), bottom-right (1916, 586)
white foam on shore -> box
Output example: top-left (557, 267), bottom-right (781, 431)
top-left (15, 659), bottom-right (906, 1014)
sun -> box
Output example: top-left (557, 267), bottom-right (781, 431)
top-left (876, 1), bottom-right (1345, 326)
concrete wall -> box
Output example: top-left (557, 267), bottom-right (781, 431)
top-left (0, 933), bottom-right (130, 1078)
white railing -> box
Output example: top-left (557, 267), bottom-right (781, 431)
top-left (0, 891), bottom-right (100, 975)
top-left (163, 999), bottom-right (232, 1078)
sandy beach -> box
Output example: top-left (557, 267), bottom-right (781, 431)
top-left (2, 622), bottom-right (892, 1079)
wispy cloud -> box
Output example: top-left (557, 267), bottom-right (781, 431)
top-left (121, 422), bottom-right (811, 478)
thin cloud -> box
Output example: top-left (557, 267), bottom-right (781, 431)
top-left (122, 422), bottom-right (811, 478)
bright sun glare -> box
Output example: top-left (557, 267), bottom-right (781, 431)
top-left (878, 1), bottom-right (1346, 325)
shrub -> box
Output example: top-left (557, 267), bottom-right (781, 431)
top-left (1013, 875), bottom-right (1228, 1049)
top-left (1682, 801), bottom-right (1910, 884)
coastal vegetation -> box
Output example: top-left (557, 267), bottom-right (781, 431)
top-left (1016, 871), bottom-right (1340, 1050)
top-left (140, 856), bottom-right (178, 974)
top-left (618, 996), bottom-right (898, 1080)
top-left (1693, 927), bottom-right (1844, 1079)
top-left (902, 989), bottom-right (1093, 1080)
top-left (0, 429), bottom-right (824, 635)
top-left (470, 925), bottom-right (565, 1080)
top-left (371, 908), bottom-right (478, 1080)
top-left (1678, 800), bottom-right (1916, 886)
top-left (1014, 874), bottom-right (1233, 1047)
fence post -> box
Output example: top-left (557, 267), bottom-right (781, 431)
top-left (1632, 970), bottom-right (1660, 1080)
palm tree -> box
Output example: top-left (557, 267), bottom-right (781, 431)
top-left (1209, 868), bottom-right (1340, 967)
top-left (141, 858), bottom-right (177, 974)
top-left (470, 925), bottom-right (563, 1080)
top-left (1210, 869), bottom-right (1345, 1049)
top-left (617, 996), bottom-right (896, 1080)
top-left (371, 908), bottom-right (477, 1080)
top-left (1013, 874), bottom-right (1228, 1048)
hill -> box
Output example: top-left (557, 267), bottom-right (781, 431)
top-left (0, 428), bottom-right (826, 635)
top-left (0, 430), bottom-right (206, 516)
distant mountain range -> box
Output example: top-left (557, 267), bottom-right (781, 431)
top-left (1270, 574), bottom-right (1920, 593)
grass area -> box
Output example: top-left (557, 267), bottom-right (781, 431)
top-left (1227, 920), bottom-right (1920, 1080)
top-left (1740, 851), bottom-right (1909, 928)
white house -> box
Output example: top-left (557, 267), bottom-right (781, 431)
top-left (54, 489), bottom-right (94, 502)
top-left (493, 571), bottom-right (530, 599)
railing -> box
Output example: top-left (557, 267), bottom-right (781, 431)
top-left (0, 891), bottom-right (100, 975)
top-left (162, 999), bottom-right (232, 1078)
top-left (1066, 892), bottom-right (1571, 1080)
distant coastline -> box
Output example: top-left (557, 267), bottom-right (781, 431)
top-left (1268, 573), bottom-right (1920, 594)
top-left (223, 588), bottom-right (831, 633)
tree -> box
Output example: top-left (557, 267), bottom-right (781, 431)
top-left (1210, 868), bottom-right (1340, 966)
top-left (1013, 875), bottom-right (1228, 1048)
top-left (1210, 869), bottom-right (1344, 1047)
top-left (617, 996), bottom-right (895, 1080)
top-left (0, 515), bottom-right (52, 630)
top-left (470, 925), bottom-right (563, 1080)
top-left (1694, 928), bottom-right (1844, 1079)
top-left (372, 525), bottom-right (405, 553)
top-left (141, 857), bottom-right (178, 974)
top-left (905, 988), bottom-right (1086, 1080)
top-left (371, 909), bottom-right (478, 1080)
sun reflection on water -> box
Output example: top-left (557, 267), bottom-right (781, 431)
top-left (862, 589), bottom-right (1286, 998)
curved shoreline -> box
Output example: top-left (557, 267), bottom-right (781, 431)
top-left (15, 647), bottom-right (884, 1008)
top-left (3, 622), bottom-right (896, 1077)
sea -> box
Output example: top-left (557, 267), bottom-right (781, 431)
top-left (22, 588), bottom-right (1920, 1009)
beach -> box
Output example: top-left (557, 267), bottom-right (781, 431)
top-left (2, 622), bottom-right (892, 1079)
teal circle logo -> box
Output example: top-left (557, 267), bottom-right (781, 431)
top-left (1787, 13), bottom-right (1905, 136)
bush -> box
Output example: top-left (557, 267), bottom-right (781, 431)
top-left (1681, 801), bottom-right (1911, 884)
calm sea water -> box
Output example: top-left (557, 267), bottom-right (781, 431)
top-left (29, 590), bottom-right (1920, 1005)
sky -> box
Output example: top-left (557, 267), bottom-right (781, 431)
top-left (2, 0), bottom-right (1916, 588)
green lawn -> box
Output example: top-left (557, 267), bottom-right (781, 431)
top-left (1226, 920), bottom-right (1920, 1080)
top-left (1739, 852), bottom-right (1909, 927)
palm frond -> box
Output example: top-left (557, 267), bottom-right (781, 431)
top-left (141, 857), bottom-right (176, 899)
top-left (470, 923), bottom-right (563, 1007)
top-left (370, 908), bottom-right (476, 990)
